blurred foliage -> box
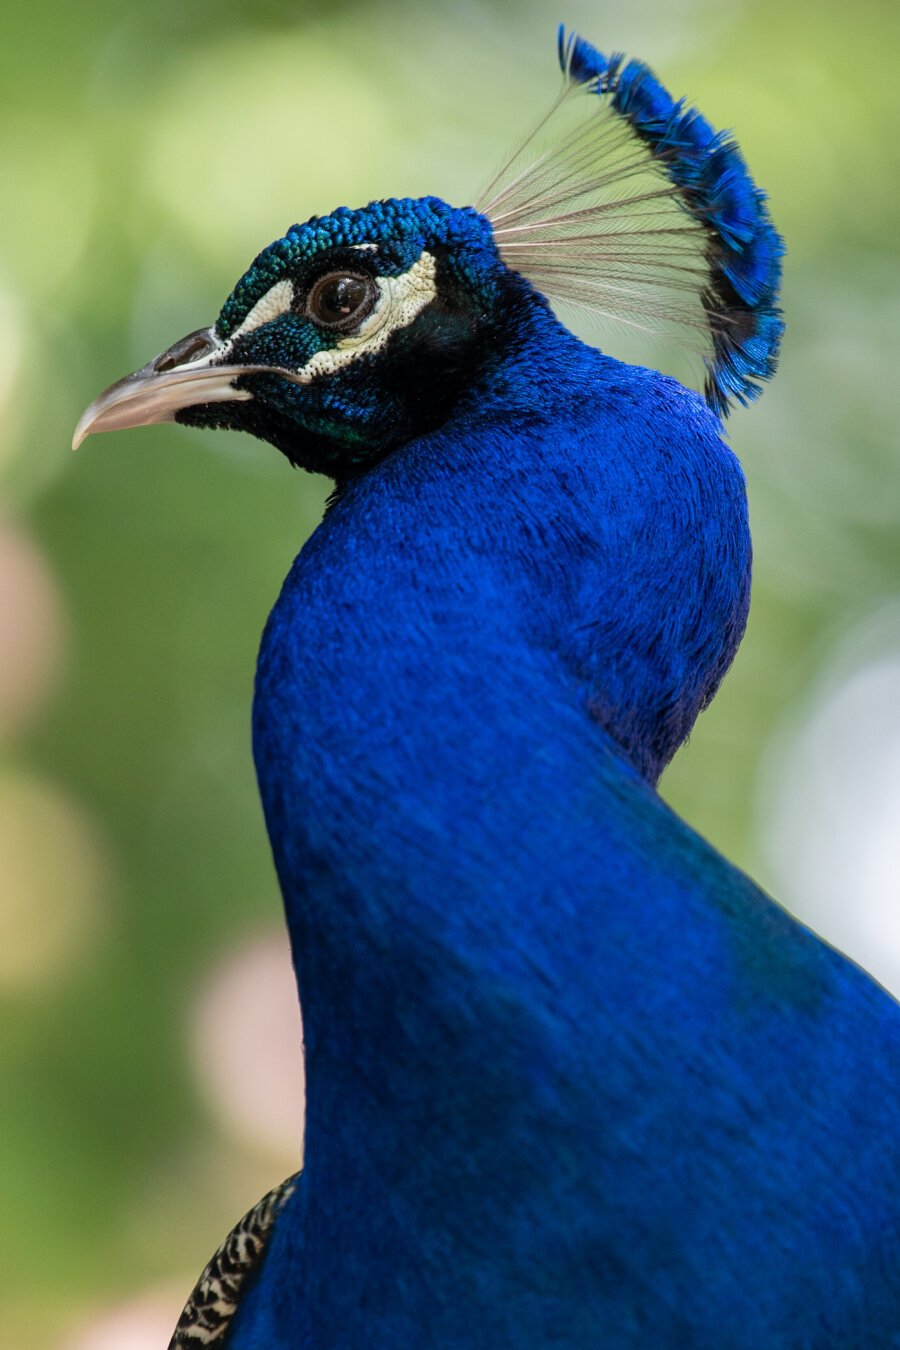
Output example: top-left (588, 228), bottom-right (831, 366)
top-left (0, 0), bottom-right (897, 1344)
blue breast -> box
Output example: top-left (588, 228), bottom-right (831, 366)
top-left (232, 314), bottom-right (900, 1346)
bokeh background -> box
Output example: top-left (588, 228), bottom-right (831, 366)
top-left (1, 0), bottom-right (898, 1344)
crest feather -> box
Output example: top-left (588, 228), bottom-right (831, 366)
top-left (477, 28), bottom-right (784, 416)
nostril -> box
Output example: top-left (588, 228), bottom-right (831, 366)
top-left (154, 331), bottom-right (215, 374)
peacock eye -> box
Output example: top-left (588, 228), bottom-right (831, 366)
top-left (306, 271), bottom-right (377, 332)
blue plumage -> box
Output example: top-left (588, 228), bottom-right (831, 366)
top-left (72, 28), bottom-right (900, 1349)
top-left (233, 293), bottom-right (899, 1348)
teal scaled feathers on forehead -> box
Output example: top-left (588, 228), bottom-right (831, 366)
top-left (216, 197), bottom-right (499, 339)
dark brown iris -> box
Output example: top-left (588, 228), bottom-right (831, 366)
top-left (306, 272), bottom-right (377, 332)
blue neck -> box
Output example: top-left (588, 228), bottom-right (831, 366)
top-left (248, 304), bottom-right (751, 1331)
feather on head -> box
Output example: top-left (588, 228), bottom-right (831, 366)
top-left (477, 28), bottom-right (784, 416)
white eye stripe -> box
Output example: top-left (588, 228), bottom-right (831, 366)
top-left (229, 278), bottom-right (295, 342)
top-left (289, 251), bottom-right (438, 385)
top-left (204, 251), bottom-right (438, 388)
top-left (228, 247), bottom-right (377, 343)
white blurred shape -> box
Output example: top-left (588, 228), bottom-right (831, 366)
top-left (190, 930), bottom-right (304, 1162)
top-left (760, 625), bottom-right (900, 997)
top-left (0, 771), bottom-right (109, 991)
top-left (60, 1285), bottom-right (185, 1350)
top-left (0, 520), bottom-right (66, 735)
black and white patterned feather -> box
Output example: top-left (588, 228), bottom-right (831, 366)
top-left (168, 1172), bottom-right (299, 1348)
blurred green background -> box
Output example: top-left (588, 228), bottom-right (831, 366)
top-left (1, 0), bottom-right (898, 1344)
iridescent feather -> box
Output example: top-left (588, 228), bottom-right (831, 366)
top-left (477, 27), bottom-right (784, 415)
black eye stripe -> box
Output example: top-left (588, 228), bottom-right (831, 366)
top-left (304, 271), bottom-right (378, 334)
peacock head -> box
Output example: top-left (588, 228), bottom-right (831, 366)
top-left (75, 29), bottom-right (784, 477)
top-left (73, 198), bottom-right (527, 478)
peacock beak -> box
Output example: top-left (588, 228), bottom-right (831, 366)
top-left (72, 327), bottom-right (254, 450)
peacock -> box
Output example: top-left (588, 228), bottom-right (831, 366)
top-left (74, 29), bottom-right (900, 1348)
